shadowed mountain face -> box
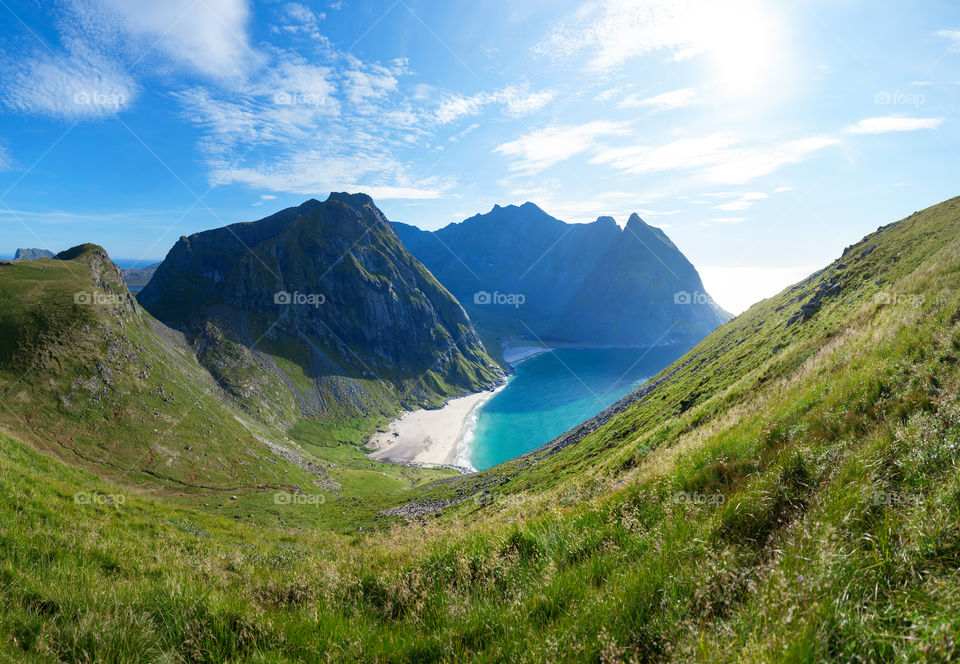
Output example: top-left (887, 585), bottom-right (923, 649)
top-left (393, 202), bottom-right (731, 349)
top-left (138, 193), bottom-right (502, 427)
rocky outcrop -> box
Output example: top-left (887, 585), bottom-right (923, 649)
top-left (394, 203), bottom-right (730, 350)
top-left (139, 194), bottom-right (503, 425)
top-left (14, 248), bottom-right (54, 260)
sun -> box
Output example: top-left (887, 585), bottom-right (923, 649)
top-left (699, 0), bottom-right (785, 97)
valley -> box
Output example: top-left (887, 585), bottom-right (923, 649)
top-left (2, 193), bottom-right (960, 661)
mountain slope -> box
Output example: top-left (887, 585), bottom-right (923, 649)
top-left (4, 196), bottom-right (960, 662)
top-left (0, 244), bottom-right (456, 527)
top-left (139, 193), bottom-right (503, 430)
top-left (394, 203), bottom-right (730, 352)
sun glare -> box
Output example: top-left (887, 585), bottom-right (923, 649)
top-left (700, 0), bottom-right (783, 97)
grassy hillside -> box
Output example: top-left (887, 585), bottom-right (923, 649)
top-left (3, 196), bottom-right (960, 661)
top-left (0, 247), bottom-right (455, 533)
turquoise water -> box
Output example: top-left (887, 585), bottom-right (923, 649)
top-left (466, 346), bottom-right (689, 470)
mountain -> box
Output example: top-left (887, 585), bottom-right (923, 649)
top-left (394, 202), bottom-right (730, 352)
top-left (0, 242), bottom-right (458, 517)
top-left (120, 262), bottom-right (160, 290)
top-left (4, 195), bottom-right (960, 662)
top-left (13, 247), bottom-right (54, 260)
top-left (138, 193), bottom-right (503, 430)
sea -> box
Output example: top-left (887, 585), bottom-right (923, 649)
top-left (463, 345), bottom-right (690, 470)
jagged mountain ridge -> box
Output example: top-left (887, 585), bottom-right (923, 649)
top-left (138, 193), bottom-right (503, 428)
top-left (393, 202), bottom-right (730, 350)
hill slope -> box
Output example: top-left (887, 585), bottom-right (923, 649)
top-left (3, 196), bottom-right (960, 662)
top-left (0, 244), bottom-right (457, 529)
top-left (394, 203), bottom-right (730, 352)
top-left (139, 193), bottom-right (503, 431)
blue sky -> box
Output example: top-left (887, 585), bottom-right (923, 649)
top-left (1, 0), bottom-right (958, 312)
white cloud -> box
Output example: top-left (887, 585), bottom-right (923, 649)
top-left (276, 2), bottom-right (326, 39)
top-left (1, 45), bottom-right (137, 119)
top-left (344, 67), bottom-right (398, 105)
top-left (501, 86), bottom-right (557, 115)
top-left (703, 137), bottom-right (839, 184)
top-left (595, 86), bottom-right (625, 102)
top-left (708, 191), bottom-right (767, 211)
top-left (592, 133), bottom-right (838, 184)
top-left (0, 145), bottom-right (11, 171)
top-left (536, 0), bottom-right (781, 85)
top-left (97, 0), bottom-right (260, 80)
top-left (618, 87), bottom-right (699, 111)
top-left (591, 132), bottom-right (739, 174)
top-left (847, 116), bottom-right (943, 134)
top-left (214, 158), bottom-right (445, 200)
top-left (495, 121), bottom-right (630, 175)
top-left (937, 29), bottom-right (960, 51)
top-left (435, 84), bottom-right (556, 124)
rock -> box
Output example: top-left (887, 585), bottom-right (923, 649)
top-left (14, 248), bottom-right (55, 260)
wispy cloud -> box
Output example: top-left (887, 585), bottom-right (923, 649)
top-left (536, 0), bottom-right (708, 71)
top-left (937, 29), bottom-right (960, 51)
top-left (436, 84), bottom-right (556, 124)
top-left (96, 0), bottom-right (261, 80)
top-left (712, 192), bottom-right (767, 211)
top-left (702, 137), bottom-right (839, 184)
top-left (494, 121), bottom-right (630, 175)
top-left (592, 132), bottom-right (838, 184)
top-left (275, 2), bottom-right (327, 40)
top-left (847, 115), bottom-right (943, 134)
top-left (591, 132), bottom-right (739, 174)
top-left (618, 87), bottom-right (699, 111)
top-left (1, 45), bottom-right (137, 119)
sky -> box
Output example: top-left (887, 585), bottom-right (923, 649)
top-left (0, 0), bottom-right (958, 313)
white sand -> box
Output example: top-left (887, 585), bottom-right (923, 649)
top-left (367, 389), bottom-right (500, 469)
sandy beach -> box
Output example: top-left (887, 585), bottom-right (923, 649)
top-left (366, 388), bottom-right (501, 469)
top-left (366, 344), bottom-right (551, 470)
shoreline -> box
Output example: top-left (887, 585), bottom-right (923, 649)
top-left (366, 387), bottom-right (501, 471)
top-left (367, 341), bottom-right (686, 471)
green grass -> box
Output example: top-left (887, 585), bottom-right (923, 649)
top-left (3, 197), bottom-right (960, 661)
